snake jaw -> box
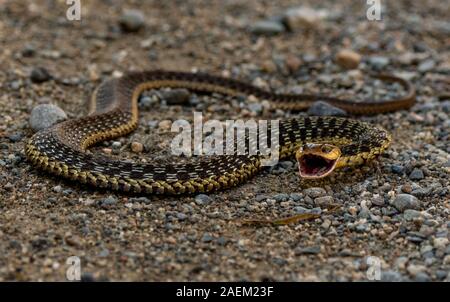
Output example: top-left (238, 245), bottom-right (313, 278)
top-left (295, 143), bottom-right (341, 179)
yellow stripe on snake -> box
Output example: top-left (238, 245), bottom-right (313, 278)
top-left (25, 71), bottom-right (415, 195)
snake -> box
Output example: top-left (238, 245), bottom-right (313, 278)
top-left (25, 70), bottom-right (415, 195)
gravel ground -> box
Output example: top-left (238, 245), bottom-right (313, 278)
top-left (0, 0), bottom-right (449, 281)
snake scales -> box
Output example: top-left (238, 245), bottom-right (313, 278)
top-left (25, 71), bottom-right (415, 195)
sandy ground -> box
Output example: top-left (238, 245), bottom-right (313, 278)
top-left (0, 0), bottom-right (449, 281)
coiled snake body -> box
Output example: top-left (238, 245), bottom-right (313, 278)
top-left (25, 71), bottom-right (415, 195)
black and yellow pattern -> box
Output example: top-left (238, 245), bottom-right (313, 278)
top-left (25, 70), bottom-right (415, 195)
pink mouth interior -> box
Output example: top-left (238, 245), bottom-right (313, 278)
top-left (298, 154), bottom-right (337, 178)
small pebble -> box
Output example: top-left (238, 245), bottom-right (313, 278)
top-left (283, 6), bottom-right (329, 30)
top-left (139, 96), bottom-right (157, 109)
top-left (390, 164), bottom-right (405, 175)
top-left (8, 133), bottom-right (23, 143)
top-left (307, 101), bottom-right (347, 116)
top-left (119, 10), bottom-right (145, 32)
top-left (403, 209), bottom-right (421, 221)
top-left (335, 49), bottom-right (361, 69)
top-left (303, 187), bottom-right (327, 198)
top-left (295, 245), bottom-right (321, 255)
top-left (22, 44), bottom-right (36, 57)
top-left (284, 55), bottom-right (302, 73)
top-left (52, 185), bottom-right (62, 193)
top-left (201, 233), bottom-right (213, 243)
top-left (381, 270), bottom-right (404, 282)
top-left (273, 193), bottom-right (289, 202)
top-left (418, 59), bottom-right (435, 73)
top-left (159, 89), bottom-right (190, 105)
top-left (393, 194), bottom-right (420, 212)
top-left (250, 20), bottom-right (285, 35)
top-left (195, 194), bottom-right (212, 205)
top-left (131, 142), bottom-right (144, 153)
top-left (414, 272), bottom-right (431, 282)
top-left (294, 206), bottom-right (309, 214)
top-left (409, 168), bottom-right (424, 180)
top-left (30, 67), bottom-right (52, 83)
top-left (368, 56), bottom-right (390, 70)
top-left (314, 196), bottom-right (333, 206)
top-left (101, 196), bottom-right (118, 207)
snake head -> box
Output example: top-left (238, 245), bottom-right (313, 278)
top-left (295, 143), bottom-right (341, 179)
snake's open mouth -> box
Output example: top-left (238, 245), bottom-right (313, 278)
top-left (298, 154), bottom-right (338, 178)
top-left (295, 143), bottom-right (341, 179)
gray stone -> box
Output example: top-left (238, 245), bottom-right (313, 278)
top-left (30, 67), bottom-right (52, 83)
top-left (22, 44), bottom-right (36, 57)
top-left (356, 224), bottom-right (369, 233)
top-left (279, 161), bottom-right (294, 170)
top-left (139, 96), bottom-right (157, 109)
top-left (294, 206), bottom-right (309, 214)
top-left (250, 20), bottom-right (285, 35)
top-left (270, 160), bottom-right (294, 174)
top-left (273, 193), bottom-right (289, 202)
top-left (303, 187), bottom-right (327, 198)
top-left (147, 120), bottom-right (159, 128)
top-left (418, 59), bottom-right (435, 73)
top-left (119, 10), bottom-right (145, 32)
top-left (8, 133), bottom-right (23, 142)
top-left (314, 196), bottom-right (333, 206)
top-left (101, 196), bottom-right (118, 207)
top-left (295, 245), bottom-right (321, 255)
top-left (201, 233), bottom-right (213, 243)
top-left (391, 164), bottom-right (405, 175)
top-left (403, 209), bottom-right (421, 221)
top-left (310, 207), bottom-right (322, 215)
top-left (10, 80), bottom-right (22, 90)
top-left (29, 104), bottom-right (67, 131)
top-left (368, 56), bottom-right (390, 69)
top-left (62, 189), bottom-right (72, 195)
top-left (98, 249), bottom-right (110, 257)
top-left (411, 187), bottom-right (432, 197)
top-left (5, 182), bottom-right (14, 191)
top-left (414, 272), bottom-right (431, 282)
top-left (159, 89), bottom-right (190, 105)
top-left (111, 141), bottom-right (122, 149)
top-left (216, 237), bottom-right (227, 246)
top-left (307, 101), bottom-right (347, 116)
top-left (52, 185), bottom-right (62, 193)
top-left (358, 208), bottom-right (371, 219)
top-left (272, 257), bottom-right (288, 266)
top-left (393, 194), bottom-right (420, 212)
top-left (283, 6), bottom-right (329, 31)
top-left (409, 168), bottom-right (424, 180)
top-left (290, 193), bottom-right (302, 202)
top-left (255, 195), bottom-right (267, 202)
top-left (436, 270), bottom-right (448, 280)
top-left (248, 102), bottom-right (263, 114)
top-left (381, 270), bottom-right (403, 282)
top-left (195, 194), bottom-right (212, 205)
top-left (129, 197), bottom-right (151, 204)
top-left (176, 212), bottom-right (187, 221)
